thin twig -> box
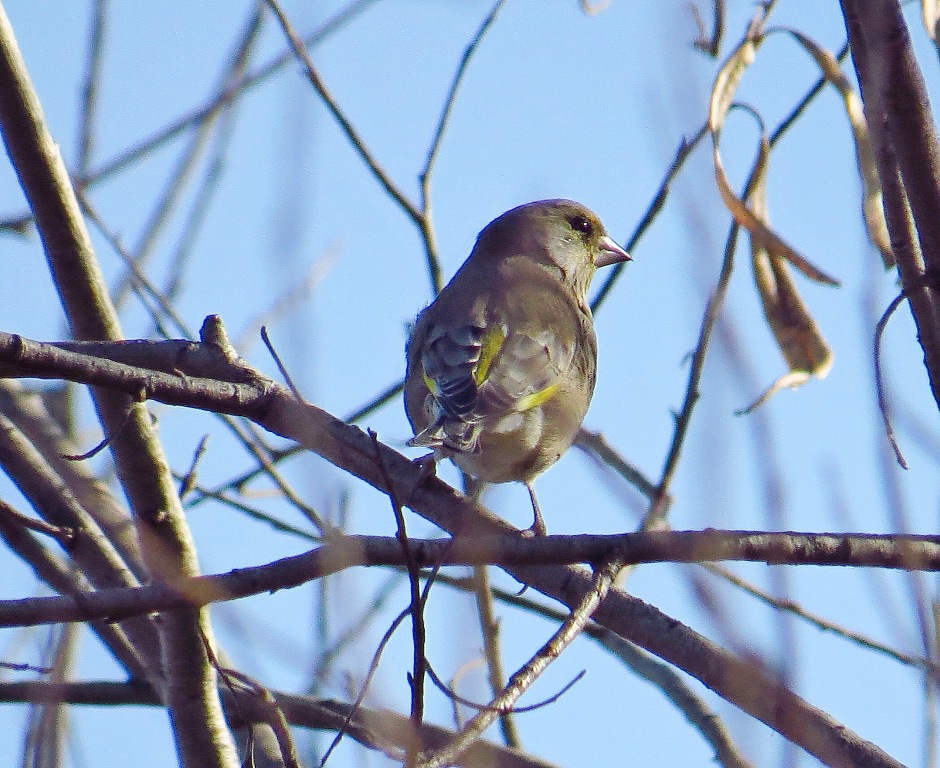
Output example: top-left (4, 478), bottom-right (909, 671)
top-left (371, 429), bottom-right (427, 766)
top-left (60, 402), bottom-right (135, 462)
top-left (426, 660), bottom-right (585, 715)
top-left (235, 246), bottom-right (340, 352)
top-left (181, 478), bottom-right (320, 541)
top-left (212, 395), bottom-right (330, 535)
top-left (418, 0), bottom-right (507, 295)
top-left (0, 499), bottom-right (74, 547)
top-left (76, 0), bottom-right (108, 178)
top-left (345, 378), bottom-right (405, 424)
top-left (592, 124), bottom-right (709, 313)
top-left (575, 427), bottom-right (660, 503)
top-left (707, 561), bottom-right (940, 677)
top-left (179, 435), bottom-right (211, 500)
top-left (471, 565), bottom-right (521, 748)
top-left (692, 0), bottom-right (726, 57)
top-left (416, 558), bottom-right (623, 768)
top-left (587, 625), bottom-right (756, 768)
top-left (194, 377), bottom-right (405, 514)
top-left (318, 607), bottom-right (411, 767)
top-left (310, 571), bottom-right (404, 690)
top-left (161, 84), bottom-right (242, 307)
top-left (265, 0), bottom-right (422, 227)
top-left (261, 326), bottom-right (302, 400)
top-left (79, 193), bottom-right (194, 337)
top-left (875, 292), bottom-right (910, 468)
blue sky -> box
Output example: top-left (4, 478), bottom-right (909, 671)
top-left (1, 2), bottom-right (938, 766)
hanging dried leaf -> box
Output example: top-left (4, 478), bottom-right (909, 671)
top-left (707, 21), bottom-right (836, 414)
top-left (708, 22), bottom-right (756, 132)
top-left (774, 27), bottom-right (893, 266)
top-left (709, 21), bottom-right (842, 287)
top-left (739, 134), bottom-right (834, 414)
top-left (713, 151), bottom-right (842, 286)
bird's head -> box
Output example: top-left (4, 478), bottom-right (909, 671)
top-left (475, 199), bottom-right (630, 302)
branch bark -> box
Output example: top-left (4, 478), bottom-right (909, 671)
top-left (0, 681), bottom-right (556, 768)
top-left (0, 5), bottom-right (236, 765)
top-left (840, 0), bottom-right (940, 410)
top-left (0, 330), bottom-right (907, 768)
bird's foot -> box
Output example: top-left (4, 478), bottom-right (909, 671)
top-left (412, 453), bottom-right (438, 483)
top-left (521, 517), bottom-right (547, 538)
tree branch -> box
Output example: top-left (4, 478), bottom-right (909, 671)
top-left (0, 330), bottom-right (910, 767)
top-left (0, 6), bottom-right (236, 763)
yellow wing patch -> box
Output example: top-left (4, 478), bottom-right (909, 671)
top-left (516, 382), bottom-right (560, 412)
top-left (475, 324), bottom-right (508, 385)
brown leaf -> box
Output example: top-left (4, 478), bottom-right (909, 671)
top-left (774, 27), bottom-right (893, 266)
top-left (709, 22), bottom-right (842, 286)
top-left (740, 133), bottom-right (834, 414)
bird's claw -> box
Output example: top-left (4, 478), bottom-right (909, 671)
top-left (521, 518), bottom-right (547, 538)
top-left (412, 454), bottom-right (438, 484)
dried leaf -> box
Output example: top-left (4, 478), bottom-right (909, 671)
top-left (759, 253), bottom-right (834, 377)
top-left (708, 13), bottom-right (837, 412)
top-left (775, 27), bottom-right (893, 266)
top-left (708, 29), bottom-right (756, 133)
top-left (713, 151), bottom-right (841, 286)
top-left (742, 133), bottom-right (834, 413)
top-left (709, 23), bottom-right (841, 287)
top-left (736, 372), bottom-right (813, 415)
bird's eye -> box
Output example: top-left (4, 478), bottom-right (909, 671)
top-left (569, 215), bottom-right (594, 236)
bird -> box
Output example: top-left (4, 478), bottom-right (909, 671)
top-left (404, 199), bottom-right (630, 535)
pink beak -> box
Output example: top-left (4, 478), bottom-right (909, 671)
top-left (594, 235), bottom-right (631, 267)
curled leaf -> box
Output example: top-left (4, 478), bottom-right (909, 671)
top-left (773, 27), bottom-right (893, 266)
top-left (708, 14), bottom-right (837, 412)
top-left (713, 151), bottom-right (842, 286)
top-left (708, 29), bottom-right (756, 132)
top-left (709, 22), bottom-right (841, 287)
top-left (736, 371), bottom-right (813, 416)
top-left (740, 133), bottom-right (834, 413)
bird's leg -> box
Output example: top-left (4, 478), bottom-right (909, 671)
top-left (524, 482), bottom-right (547, 537)
top-left (463, 473), bottom-right (486, 506)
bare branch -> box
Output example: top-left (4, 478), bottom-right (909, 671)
top-left (264, 0), bottom-right (422, 227)
top-left (416, 558), bottom-right (622, 768)
top-left (0, 6), bottom-right (237, 763)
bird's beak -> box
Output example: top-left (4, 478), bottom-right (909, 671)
top-left (595, 235), bottom-right (631, 267)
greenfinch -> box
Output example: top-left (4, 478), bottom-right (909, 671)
top-left (405, 199), bottom-right (630, 535)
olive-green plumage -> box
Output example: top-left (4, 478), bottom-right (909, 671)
top-left (405, 199), bottom-right (630, 534)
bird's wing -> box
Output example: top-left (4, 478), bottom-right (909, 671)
top-left (410, 315), bottom-right (574, 452)
top-left (477, 326), bottom-right (574, 414)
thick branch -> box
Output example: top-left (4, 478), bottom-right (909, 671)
top-left (0, 331), bottom-right (909, 767)
top-left (0, 6), bottom-right (235, 765)
top-left (0, 681), bottom-right (556, 768)
top-left (841, 0), bottom-right (940, 409)
top-left (3, 530), bottom-right (939, 628)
